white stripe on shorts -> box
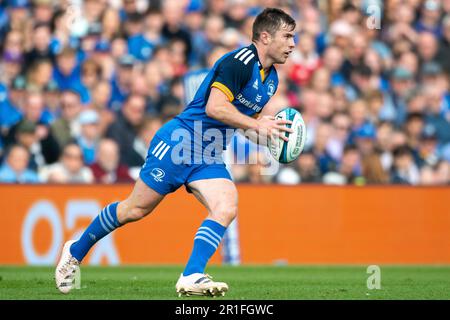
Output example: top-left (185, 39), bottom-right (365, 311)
top-left (152, 141), bottom-right (164, 155)
top-left (158, 145), bottom-right (171, 160)
top-left (154, 142), bottom-right (167, 158)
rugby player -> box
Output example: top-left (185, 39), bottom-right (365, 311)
top-left (56, 8), bottom-right (296, 297)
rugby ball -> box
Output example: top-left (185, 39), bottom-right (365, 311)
top-left (267, 107), bottom-right (307, 163)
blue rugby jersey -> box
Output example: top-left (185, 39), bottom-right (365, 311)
top-left (168, 43), bottom-right (279, 150)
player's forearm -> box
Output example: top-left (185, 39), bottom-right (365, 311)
top-left (206, 100), bottom-right (260, 132)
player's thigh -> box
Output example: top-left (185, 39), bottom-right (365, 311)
top-left (118, 178), bottom-right (165, 224)
top-left (187, 178), bottom-right (238, 227)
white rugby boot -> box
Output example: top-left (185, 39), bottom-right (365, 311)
top-left (55, 240), bottom-right (80, 294)
top-left (176, 273), bottom-right (229, 297)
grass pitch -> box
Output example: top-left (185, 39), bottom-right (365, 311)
top-left (0, 265), bottom-right (449, 300)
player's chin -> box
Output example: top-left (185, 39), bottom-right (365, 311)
top-left (276, 55), bottom-right (289, 64)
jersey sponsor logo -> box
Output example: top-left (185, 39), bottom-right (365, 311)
top-left (236, 93), bottom-right (262, 113)
top-left (255, 94), bottom-right (262, 103)
top-left (150, 168), bottom-right (165, 182)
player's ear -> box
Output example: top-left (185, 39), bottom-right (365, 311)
top-left (260, 31), bottom-right (271, 45)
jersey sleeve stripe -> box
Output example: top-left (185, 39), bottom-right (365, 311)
top-left (211, 81), bottom-right (234, 101)
top-left (238, 50), bottom-right (252, 61)
top-left (244, 53), bottom-right (255, 65)
top-left (234, 48), bottom-right (248, 59)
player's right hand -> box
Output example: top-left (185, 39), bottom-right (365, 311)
top-left (257, 115), bottom-right (294, 142)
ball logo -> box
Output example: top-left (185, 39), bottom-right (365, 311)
top-left (150, 168), bottom-right (165, 182)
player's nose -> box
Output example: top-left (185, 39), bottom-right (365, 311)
top-left (289, 38), bottom-right (295, 48)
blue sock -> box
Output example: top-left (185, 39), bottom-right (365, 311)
top-left (183, 219), bottom-right (227, 276)
top-left (70, 202), bottom-right (121, 262)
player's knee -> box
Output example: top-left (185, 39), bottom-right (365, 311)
top-left (210, 204), bottom-right (238, 226)
top-left (118, 201), bottom-right (152, 224)
top-left (127, 206), bottom-right (150, 222)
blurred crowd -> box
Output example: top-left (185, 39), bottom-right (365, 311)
top-left (0, 0), bottom-right (449, 185)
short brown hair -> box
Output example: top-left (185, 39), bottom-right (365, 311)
top-left (252, 8), bottom-right (296, 41)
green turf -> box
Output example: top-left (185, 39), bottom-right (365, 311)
top-left (0, 265), bottom-right (449, 300)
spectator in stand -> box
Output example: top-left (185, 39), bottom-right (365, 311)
top-left (321, 45), bottom-right (345, 86)
top-left (391, 145), bottom-right (420, 185)
top-left (423, 85), bottom-right (450, 145)
top-left (123, 11), bottom-right (144, 39)
top-left (6, 76), bottom-right (27, 113)
top-left (51, 89), bottom-right (83, 148)
top-left (289, 31), bottom-right (320, 86)
top-left (27, 59), bottom-right (53, 94)
top-left (77, 59), bottom-right (102, 105)
top-left (76, 109), bottom-right (101, 165)
top-left (361, 152), bottom-right (390, 185)
top-left (415, 0), bottom-right (442, 36)
top-left (161, 0), bottom-right (192, 62)
top-left (0, 144), bottom-right (40, 183)
top-left (4, 91), bottom-right (60, 165)
top-left (90, 81), bottom-right (115, 135)
top-left (109, 54), bottom-right (135, 111)
top-left (52, 47), bottom-right (82, 92)
top-left (414, 126), bottom-right (441, 169)
top-left (0, 50), bottom-right (24, 86)
top-left (296, 149), bottom-right (322, 183)
top-left (128, 8), bottom-right (165, 62)
top-left (32, 0), bottom-right (54, 25)
top-left (13, 120), bottom-right (53, 171)
top-left (352, 123), bottom-right (376, 161)
top-left (101, 8), bottom-right (122, 42)
top-left (404, 112), bottom-right (425, 152)
top-left (327, 111), bottom-right (351, 162)
top-left (437, 15), bottom-right (450, 74)
top-left (90, 138), bottom-right (133, 184)
top-left (338, 145), bottom-right (362, 184)
top-left (2, 30), bottom-right (24, 63)
top-left (105, 94), bottom-right (146, 167)
top-left (382, 67), bottom-right (416, 126)
top-left (417, 32), bottom-right (439, 65)
top-left (191, 14), bottom-right (224, 67)
top-left (348, 99), bottom-right (370, 140)
top-left (311, 122), bottom-right (336, 174)
top-left (39, 142), bottom-right (93, 183)
top-left (91, 39), bottom-right (116, 80)
top-left (23, 22), bottom-right (55, 72)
